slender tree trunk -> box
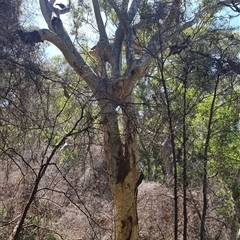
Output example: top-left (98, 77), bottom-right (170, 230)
top-left (200, 75), bottom-right (219, 239)
top-left (182, 79), bottom-right (188, 240)
top-left (200, 156), bottom-right (208, 240)
top-left (159, 61), bottom-right (178, 240)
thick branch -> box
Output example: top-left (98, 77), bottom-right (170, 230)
top-left (37, 28), bottom-right (99, 91)
top-left (106, 0), bottom-right (128, 77)
top-left (124, 0), bottom-right (142, 70)
top-left (111, 23), bottom-right (125, 76)
top-left (39, 0), bottom-right (70, 32)
top-left (39, 0), bottom-right (55, 32)
top-left (92, 0), bottom-right (109, 43)
top-left (37, 0), bottom-right (107, 95)
top-left (108, 0), bottom-right (141, 71)
top-left (90, 0), bottom-right (113, 78)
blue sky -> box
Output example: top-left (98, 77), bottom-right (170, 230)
top-left (30, 1), bottom-right (240, 58)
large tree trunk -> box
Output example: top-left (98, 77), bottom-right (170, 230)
top-left (99, 93), bottom-right (142, 240)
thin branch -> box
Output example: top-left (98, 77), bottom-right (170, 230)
top-left (200, 74), bottom-right (220, 239)
top-left (219, 0), bottom-right (240, 12)
top-left (125, 0), bottom-right (240, 88)
top-left (7, 109), bottom-right (88, 240)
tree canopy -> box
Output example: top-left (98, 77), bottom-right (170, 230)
top-left (1, 0), bottom-right (240, 239)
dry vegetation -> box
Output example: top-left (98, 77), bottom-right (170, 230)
top-left (0, 146), bottom-right (234, 240)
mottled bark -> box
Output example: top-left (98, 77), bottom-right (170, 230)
top-left (98, 90), bottom-right (142, 239)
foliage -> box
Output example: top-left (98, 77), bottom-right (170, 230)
top-left (1, 0), bottom-right (240, 239)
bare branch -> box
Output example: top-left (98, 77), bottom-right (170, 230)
top-left (92, 0), bottom-right (109, 43)
top-left (39, 0), bottom-right (56, 32)
top-left (90, 0), bottom-right (113, 78)
top-left (40, 27), bottom-right (99, 89)
top-left (107, 0), bottom-right (128, 77)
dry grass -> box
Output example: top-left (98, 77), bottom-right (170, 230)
top-left (0, 151), bottom-right (234, 239)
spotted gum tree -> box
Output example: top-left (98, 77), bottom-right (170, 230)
top-left (17, 0), bottom-right (240, 239)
